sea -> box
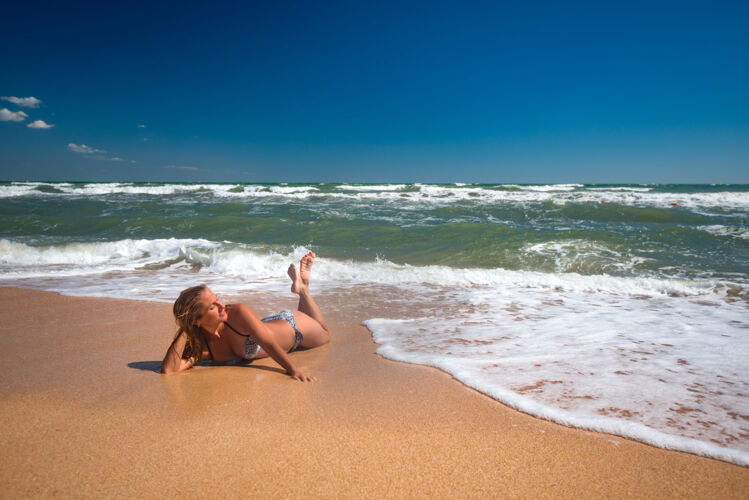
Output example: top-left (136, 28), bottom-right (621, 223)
top-left (1, 181), bottom-right (747, 465)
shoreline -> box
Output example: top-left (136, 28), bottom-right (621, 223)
top-left (1, 286), bottom-right (747, 497)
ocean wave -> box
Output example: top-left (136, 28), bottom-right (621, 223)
top-left (3, 182), bottom-right (748, 212)
top-left (520, 240), bottom-right (655, 275)
top-left (267, 185), bottom-right (319, 194)
top-left (0, 182), bottom-right (320, 199)
top-left (335, 184), bottom-right (408, 191)
top-left (0, 237), bottom-right (218, 267)
top-left (1, 238), bottom-right (742, 300)
top-left (586, 186), bottom-right (653, 192)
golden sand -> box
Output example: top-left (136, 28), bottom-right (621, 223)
top-left (0, 287), bottom-right (747, 498)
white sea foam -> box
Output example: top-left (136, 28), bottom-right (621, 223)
top-left (501, 183), bottom-right (584, 191)
top-left (521, 240), bottom-right (654, 274)
top-left (365, 280), bottom-right (749, 466)
top-left (0, 182), bottom-right (749, 217)
top-left (586, 186), bottom-right (653, 192)
top-left (267, 185), bottom-right (319, 194)
top-left (0, 238), bottom-right (322, 299)
top-left (0, 238), bottom-right (738, 299)
top-left (369, 315), bottom-right (749, 465)
top-left (697, 225), bottom-right (749, 240)
top-left (0, 182), bottom-right (329, 200)
top-left (336, 184), bottom-right (408, 191)
top-left (0, 182), bottom-right (239, 197)
top-left (0, 238), bottom-right (217, 267)
top-left (3, 182), bottom-right (747, 213)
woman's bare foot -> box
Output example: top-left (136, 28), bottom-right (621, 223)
top-left (288, 263), bottom-right (304, 295)
top-left (300, 251), bottom-right (314, 286)
top-left (288, 252), bottom-right (314, 295)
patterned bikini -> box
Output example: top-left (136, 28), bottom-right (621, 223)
top-left (224, 310), bottom-right (304, 360)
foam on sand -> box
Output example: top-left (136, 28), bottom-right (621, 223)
top-left (364, 279), bottom-right (749, 466)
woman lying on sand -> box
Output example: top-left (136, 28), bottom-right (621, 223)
top-left (161, 252), bottom-right (330, 381)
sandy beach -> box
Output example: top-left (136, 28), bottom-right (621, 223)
top-left (0, 286), bottom-right (747, 498)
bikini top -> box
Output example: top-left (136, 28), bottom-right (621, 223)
top-left (201, 322), bottom-right (253, 362)
top-left (224, 321), bottom-right (251, 338)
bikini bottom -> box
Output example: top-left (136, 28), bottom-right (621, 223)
top-left (243, 310), bottom-right (303, 359)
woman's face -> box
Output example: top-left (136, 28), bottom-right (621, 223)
top-left (196, 289), bottom-right (227, 331)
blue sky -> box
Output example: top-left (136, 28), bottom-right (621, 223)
top-left (1, 1), bottom-right (747, 183)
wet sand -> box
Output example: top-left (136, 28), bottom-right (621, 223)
top-left (0, 286), bottom-right (747, 498)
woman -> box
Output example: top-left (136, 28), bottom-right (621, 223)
top-left (161, 252), bottom-right (330, 382)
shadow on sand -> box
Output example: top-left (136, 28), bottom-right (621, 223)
top-left (127, 360), bottom-right (286, 375)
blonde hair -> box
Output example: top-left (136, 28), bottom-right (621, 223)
top-left (171, 284), bottom-right (208, 362)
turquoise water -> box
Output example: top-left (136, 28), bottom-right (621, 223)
top-left (1, 181), bottom-right (748, 465)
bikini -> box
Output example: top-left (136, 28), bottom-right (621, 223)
top-left (223, 310), bottom-right (304, 360)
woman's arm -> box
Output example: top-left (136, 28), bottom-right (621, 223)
top-left (230, 304), bottom-right (317, 382)
top-left (160, 331), bottom-right (198, 374)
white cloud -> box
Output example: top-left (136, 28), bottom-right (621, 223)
top-left (67, 143), bottom-right (132, 162)
top-left (137, 124), bottom-right (146, 128)
top-left (27, 119), bottom-right (54, 129)
top-left (68, 143), bottom-right (105, 154)
top-left (0, 108), bottom-right (28, 122)
top-left (1, 96), bottom-right (41, 108)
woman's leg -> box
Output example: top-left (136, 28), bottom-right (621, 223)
top-left (288, 252), bottom-right (330, 347)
